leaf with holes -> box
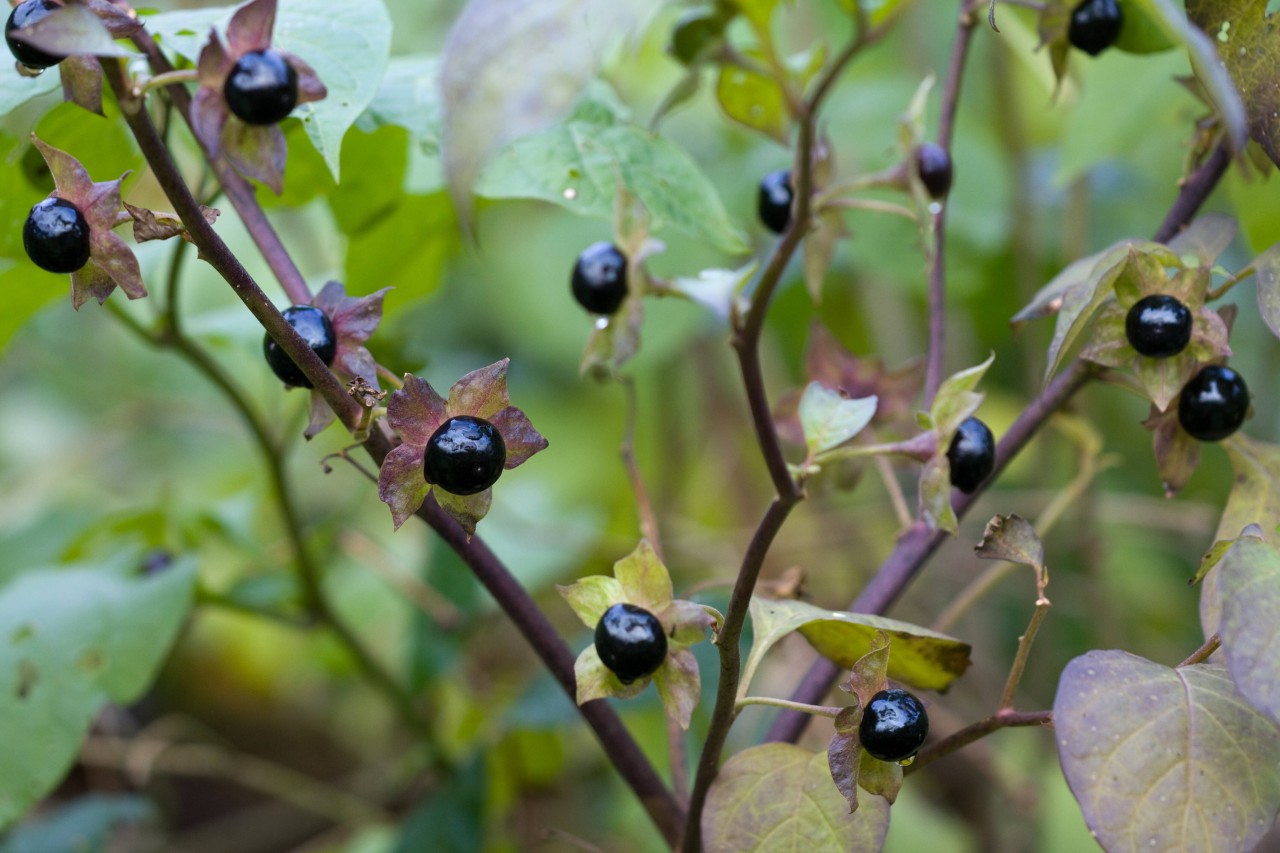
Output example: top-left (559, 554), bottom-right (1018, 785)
top-left (0, 553), bottom-right (197, 830)
top-left (1054, 650), bottom-right (1280, 853)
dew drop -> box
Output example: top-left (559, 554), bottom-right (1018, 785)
top-left (563, 187), bottom-right (577, 200)
top-left (595, 316), bottom-right (609, 330)
top-left (927, 201), bottom-right (942, 215)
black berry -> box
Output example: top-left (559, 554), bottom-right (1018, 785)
top-left (571, 242), bottom-right (628, 315)
top-left (23, 197), bottom-right (90, 273)
top-left (758, 169), bottom-right (793, 234)
top-left (947, 416), bottom-right (995, 494)
top-left (915, 142), bottom-right (953, 200)
top-left (1067, 0), bottom-right (1123, 56)
top-left (859, 688), bottom-right (929, 763)
top-left (262, 305), bottom-right (337, 388)
top-left (224, 49), bottom-right (299, 126)
top-left (424, 415), bottom-right (506, 496)
top-left (1178, 365), bottom-right (1249, 442)
top-left (6, 0), bottom-right (64, 70)
top-left (594, 603), bottom-right (667, 684)
top-left (1125, 294), bottom-right (1192, 358)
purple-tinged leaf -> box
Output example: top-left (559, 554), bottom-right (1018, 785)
top-left (1167, 212), bottom-right (1237, 268)
top-left (614, 540), bottom-right (673, 613)
top-left (69, 260), bottom-right (117, 309)
top-left (447, 359), bottom-right (510, 421)
top-left (1218, 535), bottom-right (1280, 726)
top-left (124, 201), bottom-right (219, 243)
top-left (702, 744), bottom-right (890, 853)
top-left (557, 575), bottom-right (624, 629)
top-left (315, 282), bottom-right (389, 343)
top-left (282, 51), bottom-right (326, 104)
top-left (376, 443), bottom-right (430, 529)
top-left (226, 0), bottom-right (277, 53)
top-left (304, 391), bottom-right (335, 440)
top-left (489, 406), bottom-right (548, 469)
top-left (190, 85), bottom-right (229, 157)
top-left (31, 136), bottom-right (92, 197)
top-left (1253, 241), bottom-right (1280, 341)
top-left (222, 120), bottom-right (287, 195)
top-left (59, 54), bottom-right (102, 115)
top-left (827, 706), bottom-right (862, 813)
top-left (434, 487), bottom-right (491, 538)
top-left (80, 0), bottom-right (144, 38)
top-left (975, 514), bottom-right (1044, 571)
top-left (90, 230), bottom-right (146, 300)
top-left (10, 5), bottom-right (134, 59)
top-left (840, 630), bottom-right (890, 706)
top-left (661, 599), bottom-right (715, 648)
top-left (653, 647), bottom-right (700, 730)
top-left (1054, 650), bottom-right (1280, 853)
top-left (387, 375), bottom-right (447, 447)
top-left (1144, 404), bottom-right (1200, 497)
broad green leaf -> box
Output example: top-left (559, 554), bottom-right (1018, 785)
top-left (475, 108), bottom-right (748, 254)
top-left (441, 0), bottom-right (648, 225)
top-left (702, 744), bottom-right (890, 853)
top-left (0, 553), bottom-right (197, 829)
top-left (275, 0), bottom-right (392, 181)
top-left (1218, 535), bottom-right (1280, 725)
top-left (1114, 0), bottom-right (1180, 52)
top-left (0, 65), bottom-right (61, 118)
top-left (614, 539), bottom-right (673, 612)
top-left (799, 382), bottom-right (877, 457)
top-left (745, 597), bottom-right (971, 693)
top-left (355, 55), bottom-right (442, 155)
top-left (1011, 239), bottom-right (1147, 326)
top-left (1054, 650), bottom-right (1280, 853)
top-left (142, 6), bottom-right (227, 62)
top-left (1186, 0), bottom-right (1280, 165)
top-left (1252, 241), bottom-right (1280, 340)
top-left (1200, 435), bottom-right (1280, 634)
top-left (715, 59), bottom-right (791, 144)
top-left (928, 353), bottom-right (994, 438)
top-left (343, 192), bottom-right (456, 300)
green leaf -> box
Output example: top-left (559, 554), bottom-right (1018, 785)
top-left (1166, 212), bottom-right (1237, 267)
top-left (556, 575), bottom-right (624, 629)
top-left (1012, 239), bottom-right (1144, 326)
top-left (715, 59), bottom-right (791, 144)
top-left (441, 0), bottom-right (648, 225)
top-left (0, 64), bottom-right (61, 118)
top-left (745, 597), bottom-right (971, 693)
top-left (571, 644), bottom-right (646, 704)
top-left (1251, 240), bottom-right (1280, 341)
top-left (917, 454), bottom-right (957, 535)
top-left (1054, 650), bottom-right (1280, 853)
top-left (1200, 436), bottom-right (1280, 634)
top-left (0, 553), bottom-right (197, 829)
top-left (355, 55), bottom-right (442, 155)
top-left (276, 0), bottom-right (392, 182)
top-left (475, 106), bottom-right (748, 254)
top-left (653, 647), bottom-right (700, 730)
top-left (799, 382), bottom-right (877, 457)
top-left (702, 744), bottom-right (890, 853)
top-left (344, 192), bottom-right (456, 300)
top-left (613, 539), bottom-right (673, 612)
top-left (1186, 0), bottom-right (1280, 165)
top-left (856, 749), bottom-right (902, 805)
top-left (1218, 535), bottom-right (1280, 725)
top-left (928, 352), bottom-right (994, 438)
top-left (1113, 0), bottom-right (1180, 52)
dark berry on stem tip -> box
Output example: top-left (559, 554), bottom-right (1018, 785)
top-left (1068, 0), bottom-right (1123, 56)
top-left (947, 416), bottom-right (995, 494)
top-left (594, 602), bottom-right (667, 684)
top-left (1125, 294), bottom-right (1192, 358)
top-left (571, 242), bottom-right (628, 316)
top-left (263, 305), bottom-right (337, 388)
top-left (24, 197), bottom-right (90, 274)
top-left (1178, 365), bottom-right (1249, 442)
top-left (224, 49), bottom-right (299, 126)
top-left (6, 0), bottom-right (64, 70)
top-left (859, 688), bottom-right (929, 763)
top-left (915, 142), bottom-right (953, 200)
top-left (758, 169), bottom-right (793, 234)
top-left (424, 415), bottom-right (506, 496)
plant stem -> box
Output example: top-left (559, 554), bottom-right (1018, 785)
top-left (621, 377), bottom-right (664, 559)
top-left (997, 600), bottom-right (1050, 710)
top-left (905, 709), bottom-right (1052, 773)
top-left (875, 456), bottom-right (914, 531)
top-left (735, 696), bottom-right (842, 717)
top-left (1178, 632), bottom-right (1221, 667)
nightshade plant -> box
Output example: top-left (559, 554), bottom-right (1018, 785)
top-left (7, 0), bottom-right (1280, 851)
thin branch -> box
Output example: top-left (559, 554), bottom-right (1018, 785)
top-left (997, 599), bottom-right (1050, 710)
top-left (735, 696), bottom-right (842, 717)
top-left (1178, 632), bottom-right (1221, 668)
top-left (621, 377), bottom-right (664, 559)
top-left (905, 709), bottom-right (1052, 774)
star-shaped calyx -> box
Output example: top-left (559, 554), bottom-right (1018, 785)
top-left (557, 541), bottom-right (717, 730)
top-left (281, 281), bottom-right (391, 439)
top-left (377, 359), bottom-right (548, 536)
top-left (190, 0), bottom-right (325, 193)
top-left (25, 134), bottom-right (145, 308)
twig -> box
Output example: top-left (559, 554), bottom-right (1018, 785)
top-left (875, 455), bottom-right (913, 530)
top-left (997, 600), bottom-right (1050, 710)
top-left (1178, 632), bottom-right (1221, 667)
top-left (621, 377), bottom-right (664, 559)
top-left (735, 696), bottom-right (842, 717)
top-left (905, 709), bottom-right (1052, 773)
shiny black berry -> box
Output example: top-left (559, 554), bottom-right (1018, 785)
top-left (224, 49), bottom-right (298, 125)
top-left (1178, 365), bottom-right (1249, 442)
top-left (1068, 0), bottom-right (1123, 56)
top-left (859, 688), bottom-right (929, 763)
top-left (6, 0), bottom-right (64, 70)
top-left (915, 142), bottom-right (953, 200)
top-left (1125, 294), bottom-right (1192, 358)
top-left (758, 169), bottom-right (793, 234)
top-left (424, 415), bottom-right (506, 496)
top-left (262, 305), bottom-right (337, 388)
top-left (571, 242), bottom-right (628, 316)
top-left (947, 416), bottom-right (995, 494)
top-left (24, 197), bottom-right (90, 273)
top-left (594, 603), bottom-right (667, 684)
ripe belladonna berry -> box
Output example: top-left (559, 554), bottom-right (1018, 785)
top-left (5, 0), bottom-right (64, 70)
top-left (859, 688), bottom-right (929, 763)
top-left (914, 142), bottom-right (953, 200)
top-left (24, 197), bottom-right (90, 274)
top-left (263, 305), bottom-right (337, 388)
top-left (594, 602), bottom-right (668, 684)
top-left (424, 415), bottom-right (507, 496)
top-left (758, 169), bottom-right (793, 234)
top-left (571, 242), bottom-right (628, 316)
top-left (224, 49), bottom-right (299, 126)
top-left (1125, 294), bottom-right (1192, 358)
top-left (1178, 365), bottom-right (1249, 443)
top-left (1067, 0), bottom-right (1123, 56)
top-left (947, 416), bottom-right (995, 494)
